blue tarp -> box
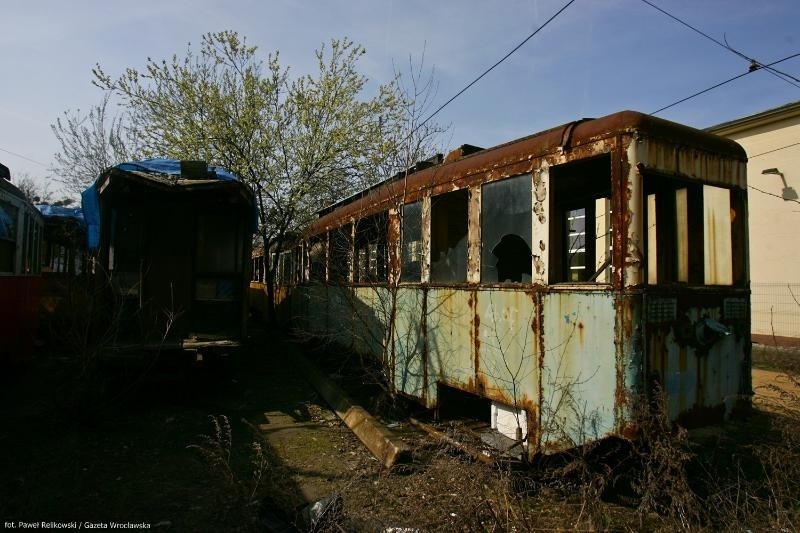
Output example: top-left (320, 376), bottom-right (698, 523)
top-left (81, 159), bottom-right (257, 251)
top-left (81, 184), bottom-right (101, 251)
top-left (114, 159), bottom-right (239, 182)
top-left (36, 204), bottom-right (86, 225)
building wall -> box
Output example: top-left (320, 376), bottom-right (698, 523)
top-left (711, 106), bottom-right (800, 342)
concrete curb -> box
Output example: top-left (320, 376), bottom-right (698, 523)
top-left (293, 352), bottom-right (411, 468)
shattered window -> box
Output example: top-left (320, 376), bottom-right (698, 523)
top-left (401, 201), bottom-right (422, 282)
top-left (431, 189), bottom-right (468, 283)
top-left (481, 174), bottom-right (532, 283)
top-left (355, 212), bottom-right (388, 283)
top-left (329, 225), bottom-right (352, 283)
top-left (549, 155), bottom-right (612, 283)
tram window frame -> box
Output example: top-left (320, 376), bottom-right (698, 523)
top-left (0, 198), bottom-right (19, 273)
top-left (643, 175), bottom-right (735, 286)
top-left (308, 236), bottom-right (327, 282)
top-left (328, 224), bottom-right (352, 284)
top-left (548, 155), bottom-right (613, 284)
top-left (401, 201), bottom-right (423, 282)
top-left (354, 211), bottom-right (388, 284)
top-left (481, 174), bottom-right (533, 284)
top-left (430, 189), bottom-right (469, 283)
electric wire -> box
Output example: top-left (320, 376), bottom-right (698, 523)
top-left (410, 0), bottom-right (577, 138)
top-left (639, 0), bottom-right (800, 90)
top-left (0, 146), bottom-right (50, 168)
top-left (749, 141), bottom-right (800, 159)
top-left (651, 53), bottom-right (800, 115)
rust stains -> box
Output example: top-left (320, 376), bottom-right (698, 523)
top-left (304, 111), bottom-right (746, 238)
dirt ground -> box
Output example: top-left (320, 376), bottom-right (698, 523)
top-left (2, 333), bottom-right (799, 531)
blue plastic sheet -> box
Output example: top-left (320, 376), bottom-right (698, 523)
top-left (81, 184), bottom-right (101, 251)
top-left (81, 159), bottom-right (258, 251)
top-left (36, 204), bottom-right (86, 224)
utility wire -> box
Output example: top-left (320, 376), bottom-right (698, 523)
top-left (639, 0), bottom-right (800, 90)
top-left (411, 0), bottom-right (577, 138)
top-left (651, 52), bottom-right (800, 115)
top-left (0, 146), bottom-right (50, 168)
top-left (749, 141), bottom-right (800, 159)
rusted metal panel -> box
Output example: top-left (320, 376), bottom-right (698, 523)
top-left (634, 136), bottom-right (747, 190)
top-left (351, 286), bottom-right (392, 363)
top-left (531, 164), bottom-right (549, 284)
top-left (644, 290), bottom-right (748, 426)
top-left (304, 111), bottom-right (746, 237)
top-left (392, 287), bottom-right (426, 399)
top-left (540, 291), bottom-right (617, 451)
top-left (425, 288), bottom-right (475, 403)
top-left (475, 289), bottom-right (539, 437)
top-left (467, 187), bottom-right (481, 283)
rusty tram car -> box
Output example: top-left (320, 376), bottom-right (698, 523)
top-left (279, 110), bottom-right (750, 456)
top-left (0, 163), bottom-right (44, 365)
top-left (83, 159), bottom-right (256, 359)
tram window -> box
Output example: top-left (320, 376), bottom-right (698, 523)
top-left (549, 155), bottom-right (612, 283)
top-left (309, 238), bottom-right (326, 281)
top-left (401, 201), bottom-right (422, 282)
top-left (703, 185), bottom-right (733, 285)
top-left (645, 180), bottom-right (707, 285)
top-left (431, 189), bottom-right (469, 283)
top-left (197, 213), bottom-right (240, 273)
top-left (355, 212), bottom-right (388, 283)
top-left (481, 174), bottom-right (532, 283)
top-left (329, 225), bottom-right (352, 283)
top-left (0, 199), bottom-right (19, 272)
top-left (278, 251), bottom-right (294, 284)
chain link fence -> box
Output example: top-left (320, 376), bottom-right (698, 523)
top-left (751, 282), bottom-right (800, 339)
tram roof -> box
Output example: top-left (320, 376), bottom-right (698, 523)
top-left (307, 109), bottom-right (746, 236)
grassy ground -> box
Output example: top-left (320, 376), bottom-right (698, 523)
top-left (2, 331), bottom-right (800, 531)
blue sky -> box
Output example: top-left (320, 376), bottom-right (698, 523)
top-left (1, 0), bottom-right (799, 194)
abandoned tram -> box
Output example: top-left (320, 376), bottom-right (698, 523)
top-left (269, 110), bottom-right (750, 456)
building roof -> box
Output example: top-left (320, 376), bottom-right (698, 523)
top-left (707, 100), bottom-right (800, 136)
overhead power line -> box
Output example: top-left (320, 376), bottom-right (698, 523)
top-left (651, 52), bottom-right (800, 115)
top-left (639, 0), bottom-right (800, 90)
top-left (411, 0), bottom-right (577, 137)
top-left (0, 146), bottom-right (50, 168)
top-left (749, 142), bottom-right (800, 159)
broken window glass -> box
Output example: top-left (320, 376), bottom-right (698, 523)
top-left (431, 189), bottom-right (469, 283)
top-left (355, 212), bottom-right (388, 283)
top-left (401, 201), bottom-right (422, 282)
top-left (481, 174), bottom-right (532, 283)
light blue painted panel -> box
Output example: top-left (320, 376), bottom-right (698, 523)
top-left (392, 288), bottom-right (426, 399)
top-left (476, 290), bottom-right (539, 409)
top-left (426, 289), bottom-right (475, 403)
top-left (541, 292), bottom-right (617, 449)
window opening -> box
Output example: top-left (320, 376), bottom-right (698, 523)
top-left (329, 224), bottom-right (352, 283)
top-left (549, 155), bottom-right (612, 283)
top-left (308, 237), bottom-right (326, 282)
top-left (401, 201), bottom-right (422, 282)
top-left (355, 212), bottom-right (388, 283)
top-left (481, 174), bottom-right (532, 283)
top-left (430, 189), bottom-right (469, 283)
top-left (0, 199), bottom-right (18, 272)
